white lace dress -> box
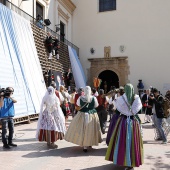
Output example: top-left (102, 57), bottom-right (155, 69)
top-left (36, 96), bottom-right (66, 142)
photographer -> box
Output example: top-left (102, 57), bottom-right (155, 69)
top-left (0, 87), bottom-right (17, 149)
top-left (150, 88), bottom-right (167, 144)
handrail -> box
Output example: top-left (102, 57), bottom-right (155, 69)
top-left (0, 0), bottom-right (79, 56)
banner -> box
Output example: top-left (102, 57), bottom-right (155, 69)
top-left (68, 46), bottom-right (86, 89)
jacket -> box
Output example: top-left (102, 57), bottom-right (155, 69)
top-left (153, 95), bottom-right (164, 118)
top-left (0, 98), bottom-right (15, 118)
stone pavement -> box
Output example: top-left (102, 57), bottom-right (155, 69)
top-left (0, 114), bottom-right (169, 170)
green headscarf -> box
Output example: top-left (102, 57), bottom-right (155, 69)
top-left (124, 83), bottom-right (135, 105)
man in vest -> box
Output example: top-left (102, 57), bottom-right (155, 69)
top-left (0, 87), bottom-right (17, 149)
top-left (96, 89), bottom-right (108, 134)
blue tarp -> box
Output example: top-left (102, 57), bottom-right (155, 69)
top-left (0, 4), bottom-right (46, 117)
top-left (68, 46), bottom-right (86, 89)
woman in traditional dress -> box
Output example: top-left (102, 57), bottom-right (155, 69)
top-left (105, 84), bottom-right (143, 170)
top-left (36, 86), bottom-right (66, 148)
top-left (64, 86), bottom-right (102, 152)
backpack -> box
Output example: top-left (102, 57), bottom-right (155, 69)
top-left (160, 96), bottom-right (170, 118)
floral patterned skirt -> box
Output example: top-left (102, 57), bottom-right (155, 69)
top-left (36, 107), bottom-right (66, 143)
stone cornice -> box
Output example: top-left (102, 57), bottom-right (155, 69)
top-left (58, 5), bottom-right (70, 22)
top-left (58, 0), bottom-right (76, 14)
top-left (88, 57), bottom-right (128, 61)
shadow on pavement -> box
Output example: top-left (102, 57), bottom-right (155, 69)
top-left (143, 140), bottom-right (168, 145)
top-left (18, 128), bottom-right (37, 131)
top-left (81, 164), bottom-right (133, 170)
top-left (142, 124), bottom-right (154, 129)
top-left (21, 146), bottom-right (107, 158)
top-left (146, 155), bottom-right (170, 170)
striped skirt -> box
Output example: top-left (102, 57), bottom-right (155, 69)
top-left (105, 115), bottom-right (144, 167)
top-left (106, 113), bottom-right (120, 145)
top-left (38, 130), bottom-right (64, 143)
top-left (64, 111), bottom-right (102, 146)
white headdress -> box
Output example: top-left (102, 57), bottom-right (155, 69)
top-left (40, 86), bottom-right (59, 114)
top-left (84, 86), bottom-right (92, 103)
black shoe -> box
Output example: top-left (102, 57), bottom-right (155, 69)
top-left (83, 149), bottom-right (87, 152)
top-left (155, 138), bottom-right (162, 141)
top-left (8, 143), bottom-right (17, 147)
top-left (3, 144), bottom-right (11, 149)
top-left (102, 129), bottom-right (106, 134)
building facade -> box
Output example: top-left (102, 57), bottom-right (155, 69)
top-left (6, 0), bottom-right (76, 42)
top-left (2, 0), bottom-right (170, 94)
top-left (72, 0), bottom-right (170, 94)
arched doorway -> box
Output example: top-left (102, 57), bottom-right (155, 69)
top-left (98, 70), bottom-right (119, 93)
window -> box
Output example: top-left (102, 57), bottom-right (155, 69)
top-left (99, 0), bottom-right (116, 12)
top-left (36, 2), bottom-right (43, 19)
top-left (0, 0), bottom-right (6, 5)
top-left (60, 21), bottom-right (65, 42)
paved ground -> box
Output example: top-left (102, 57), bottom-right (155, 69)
top-left (0, 114), bottom-right (169, 170)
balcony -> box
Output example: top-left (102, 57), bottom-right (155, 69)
top-left (0, 0), bottom-right (79, 56)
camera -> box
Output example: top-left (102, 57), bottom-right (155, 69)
top-left (150, 93), bottom-right (154, 97)
top-left (0, 87), bottom-right (14, 98)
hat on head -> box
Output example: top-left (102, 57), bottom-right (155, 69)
top-left (153, 88), bottom-right (158, 93)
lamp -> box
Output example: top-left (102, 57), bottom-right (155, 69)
top-left (90, 48), bottom-right (95, 54)
top-left (44, 19), bottom-right (51, 26)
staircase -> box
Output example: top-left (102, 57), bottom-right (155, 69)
top-left (31, 24), bottom-right (64, 72)
top-left (9, 25), bottom-right (75, 125)
top-left (31, 24), bottom-right (75, 89)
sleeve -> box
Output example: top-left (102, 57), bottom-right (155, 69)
top-left (76, 96), bottom-right (81, 107)
top-left (40, 97), bottom-right (45, 115)
top-left (109, 97), bottom-right (113, 105)
top-left (59, 92), bottom-right (64, 102)
top-left (141, 94), bottom-right (145, 103)
top-left (157, 96), bottom-right (164, 106)
top-left (105, 96), bottom-right (109, 103)
top-left (65, 92), bottom-right (71, 100)
top-left (55, 96), bottom-right (60, 107)
top-left (94, 96), bottom-right (99, 108)
top-left (113, 100), bottom-right (116, 110)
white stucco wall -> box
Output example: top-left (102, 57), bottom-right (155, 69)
top-left (72, 0), bottom-right (170, 95)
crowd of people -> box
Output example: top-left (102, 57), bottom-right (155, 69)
top-left (140, 88), bottom-right (170, 144)
top-left (0, 82), bottom-right (170, 170)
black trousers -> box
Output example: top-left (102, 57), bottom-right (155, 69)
top-left (97, 108), bottom-right (108, 131)
top-left (1, 118), bottom-right (14, 145)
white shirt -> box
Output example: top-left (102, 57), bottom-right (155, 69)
top-left (109, 97), bottom-right (116, 110)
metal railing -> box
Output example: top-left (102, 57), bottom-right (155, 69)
top-left (0, 0), bottom-right (79, 56)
